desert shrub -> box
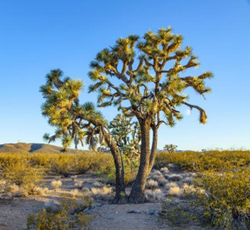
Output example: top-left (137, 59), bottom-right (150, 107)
top-left (50, 155), bottom-right (75, 177)
top-left (160, 167), bottom-right (169, 173)
top-left (90, 153), bottom-right (113, 174)
top-left (73, 154), bottom-right (94, 174)
top-left (70, 175), bottom-right (77, 181)
top-left (74, 181), bottom-right (83, 189)
top-left (165, 182), bottom-right (178, 190)
top-left (156, 176), bottom-right (168, 187)
top-left (28, 153), bottom-right (53, 169)
top-left (161, 198), bottom-right (198, 227)
top-left (146, 179), bottom-right (159, 189)
top-left (168, 186), bottom-right (182, 197)
top-left (51, 180), bottom-right (62, 190)
top-left (2, 160), bottom-right (44, 194)
top-left (192, 168), bottom-right (250, 229)
top-left (26, 195), bottom-right (92, 230)
top-left (165, 174), bottom-right (183, 181)
top-left (0, 180), bottom-right (7, 192)
top-left (90, 186), bottom-right (113, 200)
top-left (106, 159), bottom-right (137, 186)
top-left (144, 188), bottom-right (164, 202)
top-left (155, 150), bottom-right (250, 172)
top-left (4, 183), bottom-right (19, 194)
top-left (0, 153), bottom-right (27, 171)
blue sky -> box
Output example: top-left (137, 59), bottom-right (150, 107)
top-left (0, 0), bottom-right (249, 151)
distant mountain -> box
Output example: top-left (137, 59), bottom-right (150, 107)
top-left (0, 143), bottom-right (89, 154)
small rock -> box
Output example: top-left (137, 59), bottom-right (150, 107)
top-left (147, 209), bottom-right (159, 216)
top-left (1, 222), bottom-right (8, 227)
top-left (127, 210), bottom-right (141, 214)
top-left (83, 207), bottom-right (90, 212)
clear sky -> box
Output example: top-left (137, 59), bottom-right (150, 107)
top-left (0, 0), bottom-right (250, 151)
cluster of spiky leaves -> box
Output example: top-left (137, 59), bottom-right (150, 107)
top-left (40, 69), bottom-right (107, 150)
top-left (109, 113), bottom-right (141, 160)
top-left (89, 27), bottom-right (213, 126)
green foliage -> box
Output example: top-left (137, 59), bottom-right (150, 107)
top-left (192, 168), bottom-right (250, 229)
top-left (161, 198), bottom-right (198, 227)
top-left (155, 150), bottom-right (250, 172)
top-left (109, 113), bottom-right (141, 161)
top-left (2, 159), bottom-right (44, 193)
top-left (89, 28), bottom-right (212, 126)
top-left (157, 150), bottom-right (250, 229)
top-left (108, 113), bottom-right (140, 185)
top-left (26, 195), bottom-right (92, 230)
top-left (106, 157), bottom-right (138, 186)
top-left (40, 69), bottom-right (107, 151)
top-left (0, 152), bottom-right (115, 179)
top-left (50, 155), bottom-right (74, 176)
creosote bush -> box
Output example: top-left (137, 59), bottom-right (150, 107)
top-left (192, 168), bottom-right (250, 229)
top-left (26, 194), bottom-right (93, 230)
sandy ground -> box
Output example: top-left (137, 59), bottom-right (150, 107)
top-left (0, 172), bottom-right (209, 230)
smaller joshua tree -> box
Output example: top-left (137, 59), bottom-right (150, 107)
top-left (164, 144), bottom-right (178, 153)
top-left (109, 113), bottom-right (141, 161)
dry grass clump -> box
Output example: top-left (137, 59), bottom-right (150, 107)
top-left (90, 186), bottom-right (112, 200)
top-left (165, 182), bottom-right (178, 190)
top-left (70, 175), bottom-right (77, 181)
top-left (19, 186), bottom-right (49, 197)
top-left (4, 183), bottom-right (19, 194)
top-left (182, 176), bottom-right (194, 183)
top-left (155, 176), bottom-right (168, 186)
top-left (182, 183), bottom-right (205, 196)
top-left (160, 167), bottom-right (169, 173)
top-left (145, 188), bottom-right (164, 202)
top-left (164, 182), bottom-right (182, 197)
top-left (150, 170), bottom-right (163, 180)
top-left (51, 180), bottom-right (62, 190)
top-left (0, 180), bottom-right (7, 192)
top-left (82, 187), bottom-right (90, 194)
top-left (165, 174), bottom-right (183, 181)
top-left (32, 186), bottom-right (49, 196)
top-left (93, 181), bottom-right (104, 188)
top-left (74, 181), bottom-right (83, 189)
top-left (146, 179), bottom-right (159, 189)
top-left (168, 186), bottom-right (182, 197)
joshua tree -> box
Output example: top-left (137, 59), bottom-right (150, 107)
top-left (40, 69), bottom-right (127, 203)
top-left (109, 113), bottom-right (141, 161)
top-left (88, 27), bottom-right (212, 202)
top-left (41, 28), bottom-right (212, 203)
top-left (164, 144), bottom-right (178, 153)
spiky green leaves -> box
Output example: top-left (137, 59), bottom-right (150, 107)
top-left (41, 69), bottom-right (108, 150)
top-left (89, 28), bottom-right (212, 126)
top-left (109, 114), bottom-right (141, 159)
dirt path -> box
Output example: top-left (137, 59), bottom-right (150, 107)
top-left (88, 203), bottom-right (166, 230)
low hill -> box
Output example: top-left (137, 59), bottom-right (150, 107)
top-left (0, 143), bottom-right (89, 154)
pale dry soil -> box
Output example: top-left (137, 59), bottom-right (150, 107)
top-left (0, 172), bottom-right (209, 230)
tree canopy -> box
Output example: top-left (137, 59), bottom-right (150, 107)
top-left (41, 27), bottom-right (213, 203)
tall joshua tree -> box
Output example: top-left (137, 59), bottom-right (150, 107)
top-left (88, 27), bottom-right (213, 202)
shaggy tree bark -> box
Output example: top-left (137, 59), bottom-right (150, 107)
top-left (129, 119), bottom-right (151, 203)
top-left (103, 131), bottom-right (127, 204)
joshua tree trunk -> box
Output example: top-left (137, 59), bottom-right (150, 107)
top-left (104, 132), bottom-right (127, 204)
top-left (129, 119), bottom-right (151, 203)
top-left (148, 126), bottom-right (158, 173)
